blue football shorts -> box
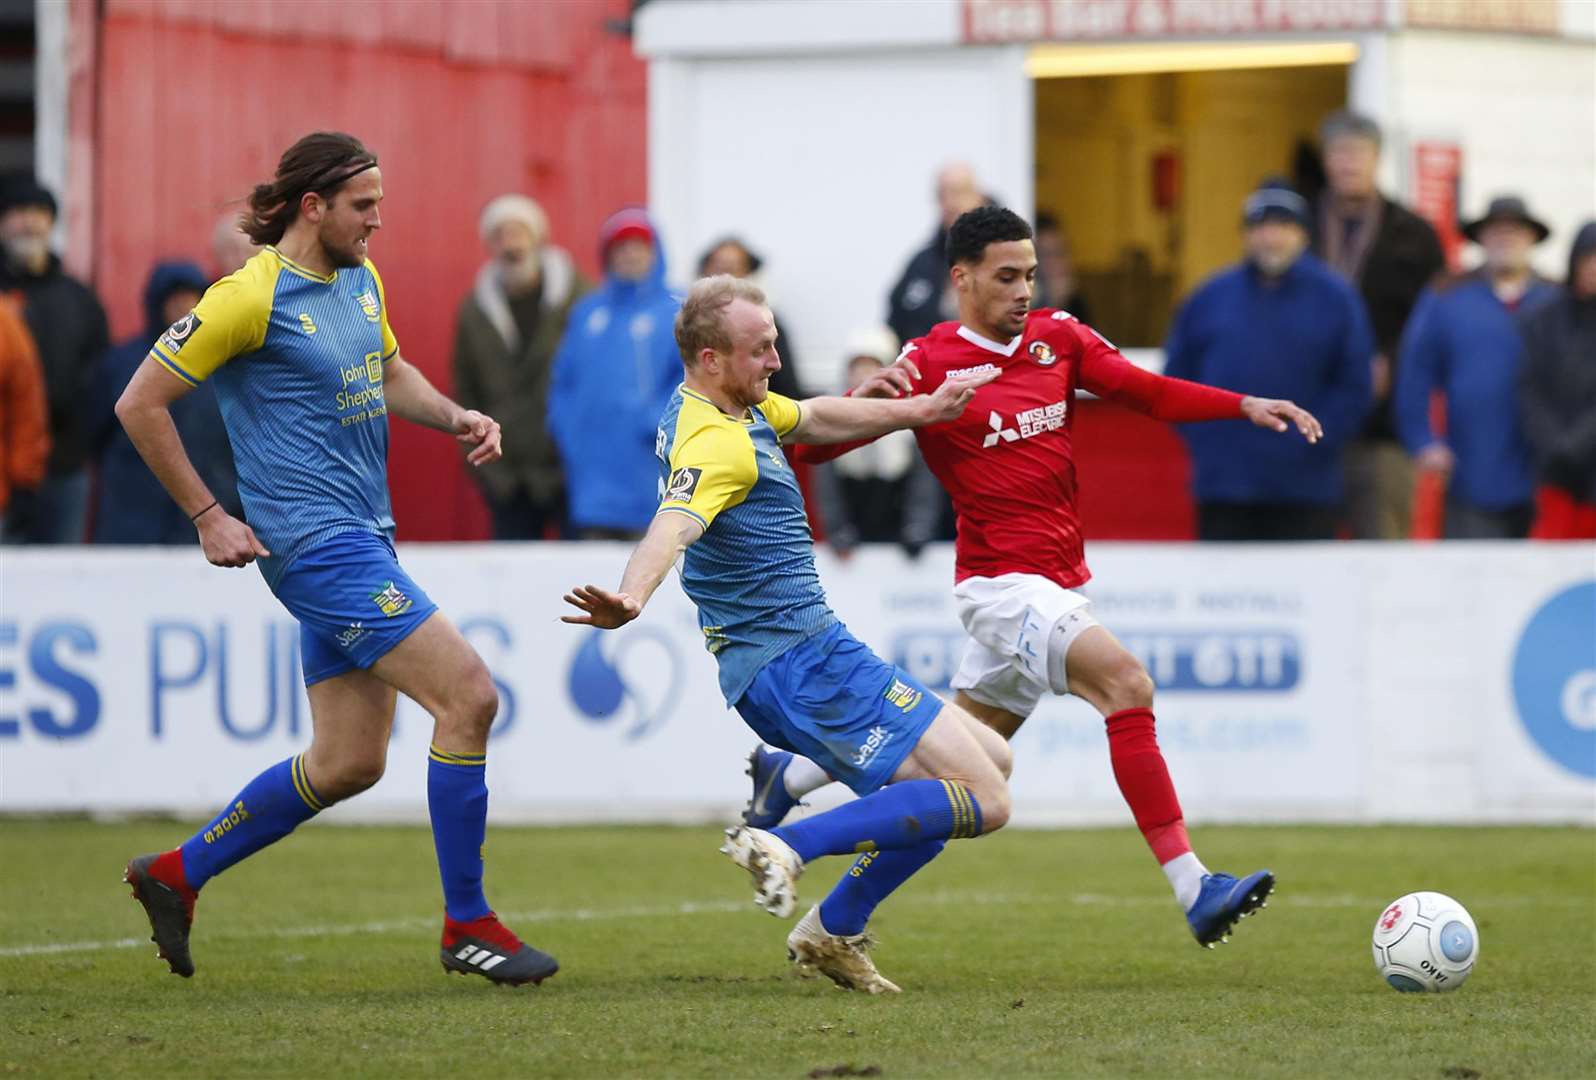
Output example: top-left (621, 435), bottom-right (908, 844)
top-left (734, 622), bottom-right (944, 796)
top-left (270, 530), bottom-right (439, 687)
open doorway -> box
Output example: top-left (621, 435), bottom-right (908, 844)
top-left (1033, 43), bottom-right (1352, 347)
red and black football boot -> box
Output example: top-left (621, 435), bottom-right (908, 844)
top-left (440, 912), bottom-right (559, 986)
top-left (124, 850), bottom-right (198, 977)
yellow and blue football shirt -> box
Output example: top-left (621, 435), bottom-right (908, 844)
top-left (149, 247), bottom-right (400, 587)
top-left (656, 386), bottom-right (837, 702)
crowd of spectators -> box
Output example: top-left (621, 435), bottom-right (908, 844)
top-left (1, 106), bottom-right (1591, 550)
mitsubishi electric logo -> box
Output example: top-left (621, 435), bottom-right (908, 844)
top-left (983, 411), bottom-right (1019, 448)
top-left (982, 400), bottom-right (1068, 448)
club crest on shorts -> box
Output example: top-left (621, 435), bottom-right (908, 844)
top-left (884, 678), bottom-right (923, 711)
top-left (664, 467), bottom-right (702, 503)
top-left (370, 581), bottom-right (413, 618)
top-left (158, 311), bottom-right (203, 354)
top-left (1029, 340), bottom-right (1057, 367)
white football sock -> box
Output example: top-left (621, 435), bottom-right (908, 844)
top-left (1162, 851), bottom-right (1210, 911)
top-left (781, 755), bottom-right (833, 798)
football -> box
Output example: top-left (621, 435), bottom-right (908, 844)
top-left (1372, 891), bottom-right (1479, 992)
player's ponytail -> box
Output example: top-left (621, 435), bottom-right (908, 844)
top-left (242, 132), bottom-right (378, 246)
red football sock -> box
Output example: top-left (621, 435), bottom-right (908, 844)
top-left (152, 848), bottom-right (194, 893)
top-left (1105, 707), bottom-right (1191, 864)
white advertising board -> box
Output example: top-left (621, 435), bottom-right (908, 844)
top-left (1, 542), bottom-right (1591, 825)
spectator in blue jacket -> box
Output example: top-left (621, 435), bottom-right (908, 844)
top-left (1396, 196), bottom-right (1560, 539)
top-left (548, 208), bottom-right (682, 539)
top-left (90, 260), bottom-right (240, 543)
top-left (1164, 179), bottom-right (1373, 540)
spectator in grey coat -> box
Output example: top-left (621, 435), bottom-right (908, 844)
top-left (453, 194), bottom-right (589, 539)
top-left (1312, 111), bottom-right (1445, 539)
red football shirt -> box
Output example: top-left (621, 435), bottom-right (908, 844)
top-left (797, 309), bottom-right (1244, 589)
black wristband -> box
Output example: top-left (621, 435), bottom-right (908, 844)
top-left (190, 500), bottom-right (219, 524)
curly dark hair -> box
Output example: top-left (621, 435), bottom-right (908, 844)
top-left (946, 205), bottom-right (1034, 267)
top-left (242, 132), bottom-right (378, 245)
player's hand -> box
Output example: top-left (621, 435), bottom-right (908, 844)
top-left (918, 368), bottom-right (1000, 425)
top-left (455, 410), bottom-right (502, 466)
top-left (852, 365), bottom-right (916, 400)
top-left (1240, 397), bottom-right (1323, 444)
top-left (561, 584), bottom-right (642, 629)
top-left (196, 511), bottom-right (270, 568)
top-left (1415, 442), bottom-right (1455, 475)
top-left (891, 349), bottom-right (923, 385)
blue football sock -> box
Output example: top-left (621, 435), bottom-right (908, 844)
top-left (428, 745), bottom-right (491, 922)
top-left (179, 754), bottom-right (324, 890)
top-left (819, 839), bottom-right (946, 936)
top-left (772, 778), bottom-right (981, 863)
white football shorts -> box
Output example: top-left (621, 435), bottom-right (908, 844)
top-left (948, 572), bottom-right (1099, 718)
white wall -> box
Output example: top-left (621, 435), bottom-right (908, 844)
top-left (1386, 29), bottom-right (1596, 276)
top-left (3, 544), bottom-right (1591, 825)
top-left (647, 44), bottom-right (1032, 391)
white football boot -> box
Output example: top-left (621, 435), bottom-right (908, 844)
top-left (720, 825), bottom-right (803, 917)
top-left (786, 905), bottom-right (901, 994)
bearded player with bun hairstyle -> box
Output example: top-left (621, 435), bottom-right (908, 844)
top-left (115, 132), bottom-right (555, 987)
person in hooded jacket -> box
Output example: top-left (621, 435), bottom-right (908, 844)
top-left (1520, 220), bottom-right (1596, 539)
top-left (548, 208), bottom-right (682, 539)
top-left (90, 261), bottom-right (240, 544)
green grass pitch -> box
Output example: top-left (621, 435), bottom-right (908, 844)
top-left (1, 821), bottom-right (1592, 1078)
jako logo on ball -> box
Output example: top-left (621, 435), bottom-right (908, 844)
top-left (1511, 581), bottom-right (1596, 780)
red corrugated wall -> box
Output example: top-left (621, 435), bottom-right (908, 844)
top-left (91, 0), bottom-right (647, 539)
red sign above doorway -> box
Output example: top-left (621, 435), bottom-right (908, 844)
top-left (963, 0), bottom-right (1392, 43)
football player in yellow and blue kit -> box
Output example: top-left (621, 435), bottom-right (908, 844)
top-left (114, 133), bottom-right (555, 986)
top-left (563, 275), bottom-right (1011, 993)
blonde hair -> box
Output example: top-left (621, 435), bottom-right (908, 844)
top-left (674, 274), bottom-right (767, 366)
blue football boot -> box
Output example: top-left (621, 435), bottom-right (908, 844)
top-left (1187, 870), bottom-right (1275, 948)
top-left (741, 745), bottom-right (800, 829)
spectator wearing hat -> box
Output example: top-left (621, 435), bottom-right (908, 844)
top-left (547, 207), bottom-right (681, 540)
top-left (1520, 220), bottom-right (1596, 539)
top-left (810, 327), bottom-right (945, 558)
top-left (453, 194), bottom-right (590, 539)
top-left (89, 260), bottom-right (241, 544)
top-left (0, 296), bottom-right (49, 523)
top-left (1164, 179), bottom-right (1373, 541)
top-left (0, 174), bottom-right (109, 543)
top-left (1396, 196), bottom-right (1560, 539)
top-left (697, 237), bottom-right (805, 399)
top-left (1312, 111), bottom-right (1446, 539)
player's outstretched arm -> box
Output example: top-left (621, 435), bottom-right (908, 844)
top-left (562, 513), bottom-right (705, 630)
top-left (116, 358), bottom-right (270, 568)
top-left (1081, 342), bottom-right (1321, 442)
top-left (1239, 396), bottom-right (1323, 444)
top-left (790, 368), bottom-right (997, 444)
top-left (383, 352), bottom-right (502, 466)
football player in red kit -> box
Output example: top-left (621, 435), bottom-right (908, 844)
top-left (745, 206), bottom-right (1324, 948)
